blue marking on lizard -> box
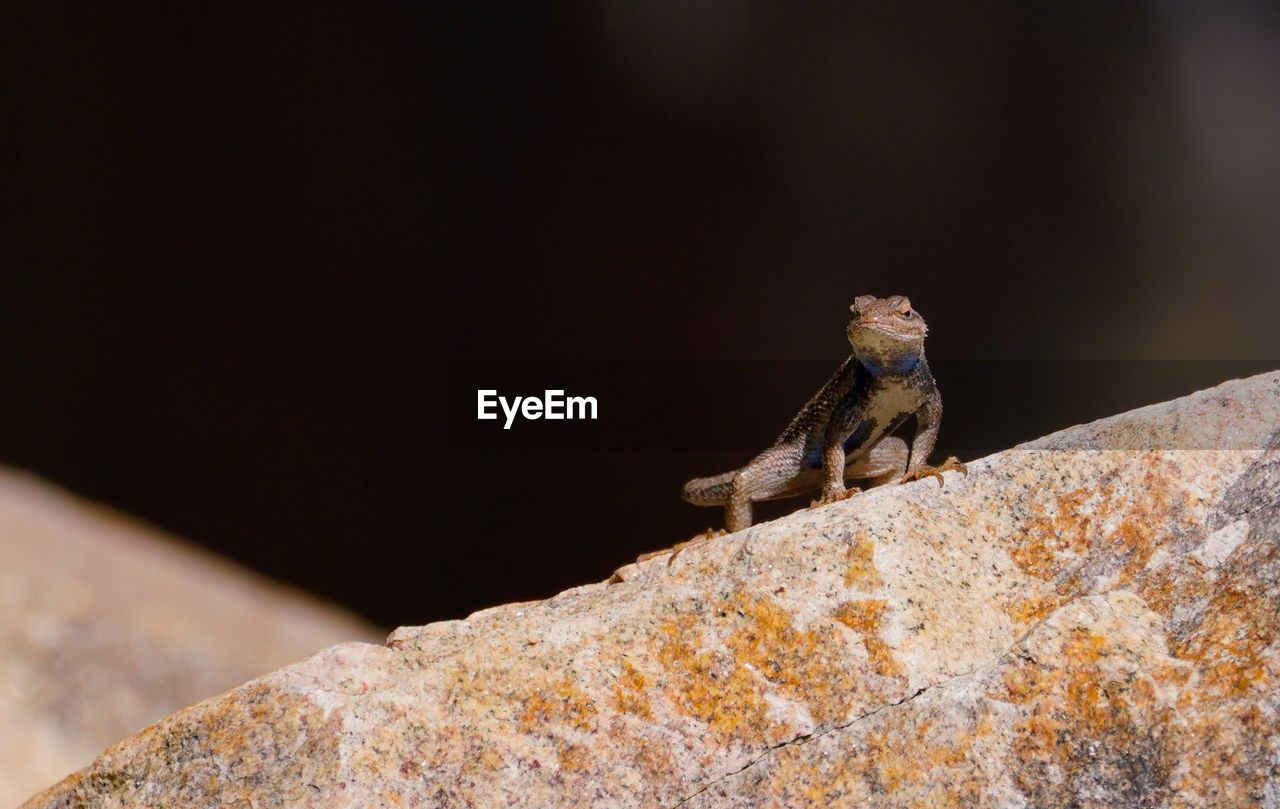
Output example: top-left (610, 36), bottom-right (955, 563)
top-left (862, 355), bottom-right (920, 376)
top-left (676, 295), bottom-right (961, 534)
top-left (804, 420), bottom-right (871, 468)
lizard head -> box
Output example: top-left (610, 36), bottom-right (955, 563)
top-left (847, 295), bottom-right (928, 370)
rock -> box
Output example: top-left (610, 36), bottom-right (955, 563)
top-left (0, 471), bottom-right (382, 808)
top-left (20, 371), bottom-right (1280, 809)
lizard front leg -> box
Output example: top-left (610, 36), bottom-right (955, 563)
top-left (901, 394), bottom-right (966, 485)
top-left (813, 432), bottom-right (861, 506)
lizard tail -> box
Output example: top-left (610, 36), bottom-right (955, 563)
top-left (681, 471), bottom-right (735, 506)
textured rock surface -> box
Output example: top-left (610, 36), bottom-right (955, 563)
top-left (0, 471), bottom-right (382, 808)
top-left (21, 371), bottom-right (1280, 808)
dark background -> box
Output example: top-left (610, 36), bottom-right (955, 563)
top-left (6, 4), bottom-right (1280, 629)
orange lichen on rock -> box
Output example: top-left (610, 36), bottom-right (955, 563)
top-left (1010, 486), bottom-right (1098, 580)
top-left (861, 719), bottom-right (985, 807)
top-left (991, 594), bottom-right (1275, 809)
top-left (556, 742), bottom-right (594, 774)
top-left (999, 593), bottom-right (1060, 626)
top-left (610, 658), bottom-right (653, 720)
top-left (1135, 560), bottom-right (1214, 619)
top-left (844, 533), bottom-right (884, 589)
top-left (1009, 462), bottom-right (1194, 594)
top-left (1172, 703), bottom-right (1273, 808)
top-left (654, 588), bottom-right (895, 740)
top-left (517, 673), bottom-right (599, 734)
top-left (1171, 582), bottom-right (1278, 699)
top-left (1156, 538), bottom-right (1279, 804)
top-left (722, 590), bottom-right (889, 725)
top-left (833, 599), bottom-right (906, 679)
top-left (1000, 629), bottom-right (1181, 804)
top-left (743, 698), bottom-right (997, 808)
top-left (655, 610), bottom-right (779, 740)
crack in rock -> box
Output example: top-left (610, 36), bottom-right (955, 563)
top-left (666, 560), bottom-right (1201, 809)
top-left (668, 686), bottom-right (929, 808)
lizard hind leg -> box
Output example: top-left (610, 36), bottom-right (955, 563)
top-left (847, 435), bottom-right (910, 487)
top-left (725, 493), bottom-right (751, 533)
top-left (723, 462), bottom-right (760, 533)
top-left (724, 446), bottom-right (801, 532)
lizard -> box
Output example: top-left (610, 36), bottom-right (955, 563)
top-left (681, 294), bottom-right (964, 535)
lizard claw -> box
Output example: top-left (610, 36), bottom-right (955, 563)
top-left (901, 456), bottom-right (967, 486)
top-left (809, 486), bottom-right (863, 509)
top-left (635, 528), bottom-right (727, 565)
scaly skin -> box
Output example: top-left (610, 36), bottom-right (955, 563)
top-left (682, 294), bottom-right (963, 533)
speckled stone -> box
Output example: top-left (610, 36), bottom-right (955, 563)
top-left (0, 470), bottom-right (382, 808)
top-left (20, 371), bottom-right (1280, 809)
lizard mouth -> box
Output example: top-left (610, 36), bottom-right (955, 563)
top-left (855, 319), bottom-right (924, 339)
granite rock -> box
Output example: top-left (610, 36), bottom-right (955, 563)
top-left (20, 371), bottom-right (1280, 808)
top-left (0, 472), bottom-right (381, 808)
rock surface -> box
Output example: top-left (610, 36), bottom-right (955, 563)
top-left (0, 471), bottom-right (382, 808)
top-left (21, 371), bottom-right (1280, 808)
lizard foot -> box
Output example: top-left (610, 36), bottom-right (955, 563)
top-left (809, 486), bottom-right (863, 509)
top-left (635, 528), bottom-right (727, 565)
top-left (901, 456), bottom-right (967, 486)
